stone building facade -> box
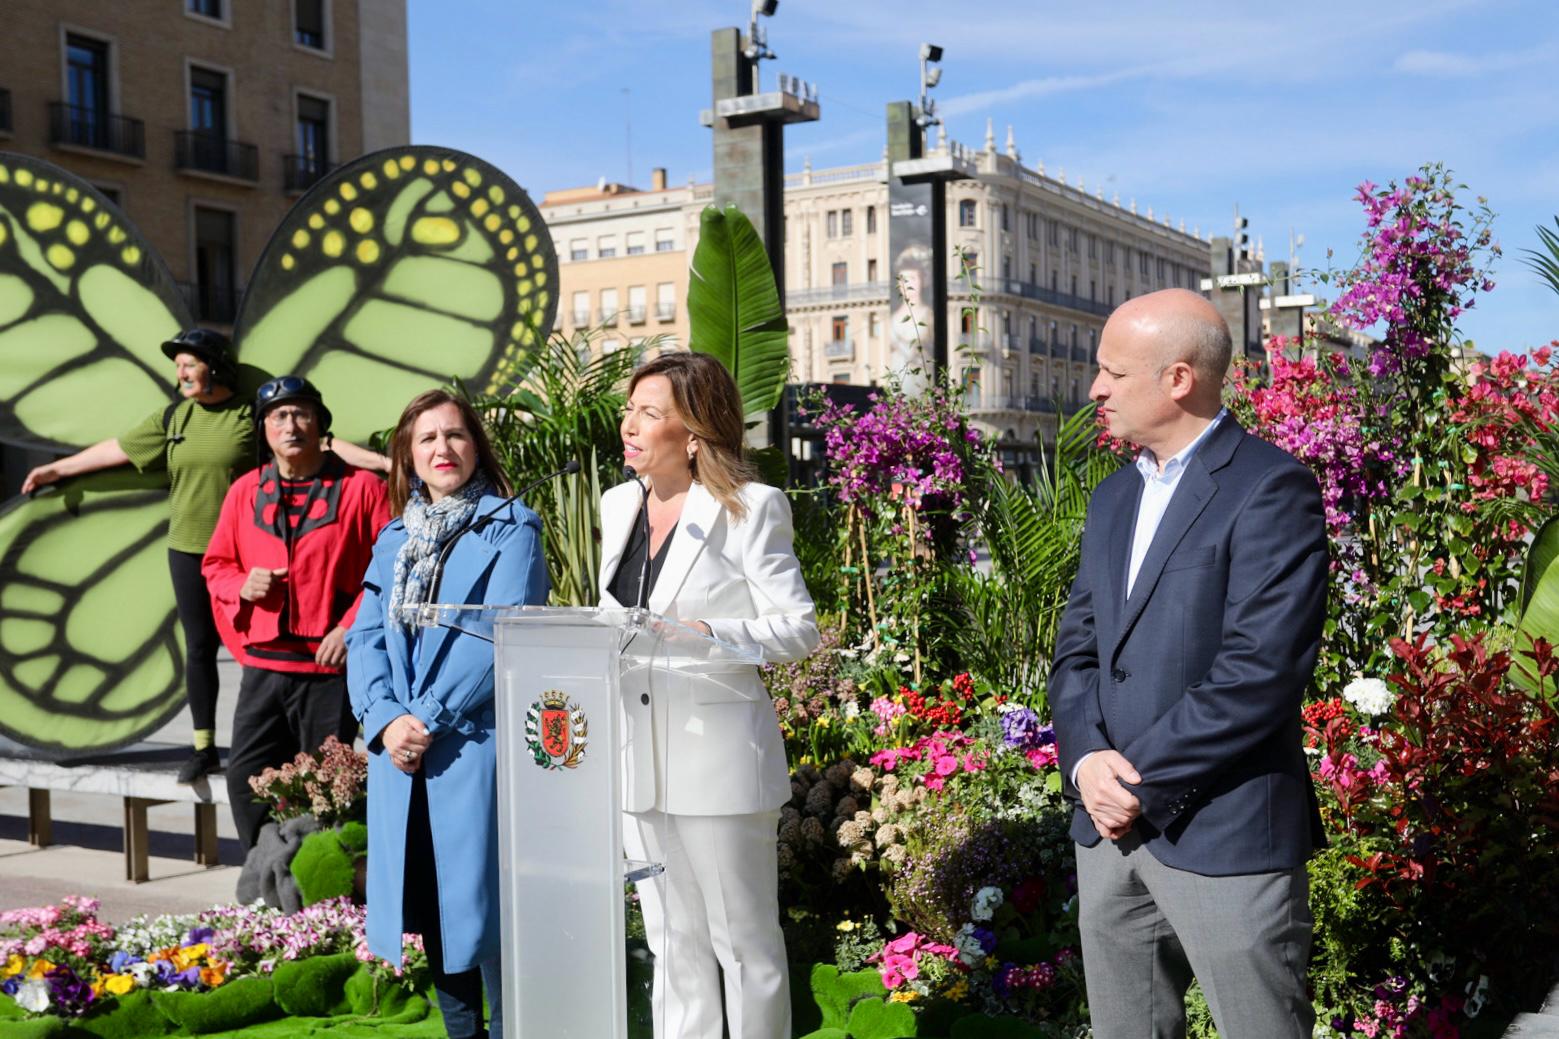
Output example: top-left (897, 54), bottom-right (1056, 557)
top-left (0, 0), bottom-right (409, 325)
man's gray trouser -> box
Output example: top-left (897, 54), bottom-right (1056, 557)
top-left (1075, 832), bottom-right (1314, 1039)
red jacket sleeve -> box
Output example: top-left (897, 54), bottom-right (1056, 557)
top-left (201, 478), bottom-right (255, 652)
top-left (337, 475), bottom-right (392, 632)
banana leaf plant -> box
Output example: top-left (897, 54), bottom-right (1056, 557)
top-left (1512, 513), bottom-right (1559, 697)
top-left (686, 204), bottom-right (791, 419)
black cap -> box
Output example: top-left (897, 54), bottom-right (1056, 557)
top-left (254, 375), bottom-right (333, 433)
top-left (160, 329), bottom-right (238, 387)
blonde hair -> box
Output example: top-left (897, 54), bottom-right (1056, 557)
top-left (628, 352), bottom-right (759, 520)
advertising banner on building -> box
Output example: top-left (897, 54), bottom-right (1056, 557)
top-left (887, 179), bottom-right (935, 395)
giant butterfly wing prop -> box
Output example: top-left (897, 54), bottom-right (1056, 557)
top-left (0, 148), bottom-right (558, 756)
top-left (236, 147), bottom-right (558, 441)
top-left (0, 154), bottom-right (189, 754)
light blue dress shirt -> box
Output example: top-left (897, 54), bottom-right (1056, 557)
top-left (1126, 409), bottom-right (1227, 597)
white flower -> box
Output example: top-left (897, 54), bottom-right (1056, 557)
top-left (951, 923), bottom-right (985, 967)
top-left (129, 962), bottom-right (156, 986)
top-left (970, 885), bottom-right (1004, 922)
top-left (893, 652), bottom-right (911, 664)
top-left (1342, 677), bottom-right (1394, 716)
top-left (1465, 974), bottom-right (1489, 1018)
top-left (842, 701), bottom-right (861, 719)
top-left (16, 978), bottom-right (50, 1013)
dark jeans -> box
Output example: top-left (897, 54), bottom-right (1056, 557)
top-left (405, 773), bottom-right (499, 1039)
top-left (167, 549), bottom-right (221, 731)
top-left (226, 667), bottom-right (357, 848)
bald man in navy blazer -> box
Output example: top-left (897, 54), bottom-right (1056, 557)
top-left (1051, 288), bottom-right (1329, 1038)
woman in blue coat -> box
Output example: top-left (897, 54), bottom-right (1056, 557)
top-left (347, 389), bottom-right (548, 1039)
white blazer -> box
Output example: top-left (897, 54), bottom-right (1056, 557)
top-left (599, 479), bottom-right (819, 815)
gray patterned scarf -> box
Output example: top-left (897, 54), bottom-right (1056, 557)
top-left (389, 476), bottom-right (493, 626)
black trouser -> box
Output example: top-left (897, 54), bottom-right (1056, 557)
top-left (226, 666), bottom-right (357, 849)
top-left (404, 773), bottom-right (490, 1039)
top-left (167, 549), bottom-right (221, 732)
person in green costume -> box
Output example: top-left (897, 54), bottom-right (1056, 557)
top-left (20, 329), bottom-right (386, 782)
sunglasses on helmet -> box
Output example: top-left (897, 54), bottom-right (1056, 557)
top-left (256, 376), bottom-right (309, 402)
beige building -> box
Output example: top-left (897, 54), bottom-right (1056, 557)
top-left (545, 125), bottom-right (1212, 449)
top-left (540, 169), bottom-right (695, 355)
top-left (0, 0), bottom-right (408, 325)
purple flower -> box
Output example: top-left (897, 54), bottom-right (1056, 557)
top-left (45, 966), bottom-right (95, 1016)
top-left (999, 707), bottom-right (1053, 751)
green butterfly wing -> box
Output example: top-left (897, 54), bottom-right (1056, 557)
top-left (0, 152), bottom-right (188, 451)
top-left (0, 469), bottom-right (184, 754)
top-left (234, 147), bottom-right (559, 442)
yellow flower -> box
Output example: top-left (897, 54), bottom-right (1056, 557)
top-left (1, 955), bottom-right (24, 979)
top-left (27, 959), bottom-right (57, 979)
top-left (835, 920), bottom-right (857, 932)
top-left (103, 973), bottom-right (137, 996)
top-left (171, 943), bottom-right (211, 972)
top-left (200, 963), bottom-right (227, 988)
top-left (943, 980), bottom-right (970, 1001)
top-left (888, 990), bottom-right (920, 1003)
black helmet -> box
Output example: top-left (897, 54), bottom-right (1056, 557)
top-left (161, 328), bottom-right (238, 388)
top-left (254, 375), bottom-right (333, 434)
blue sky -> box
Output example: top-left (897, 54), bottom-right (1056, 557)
top-left (408, 0), bottom-right (1558, 353)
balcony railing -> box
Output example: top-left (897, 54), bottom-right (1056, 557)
top-left (598, 307), bottom-right (619, 325)
top-left (787, 281), bottom-right (889, 307)
top-left (626, 305), bottom-right (647, 324)
top-left (283, 153), bottom-right (333, 193)
top-left (969, 395), bottom-right (1061, 414)
top-left (1029, 336), bottom-right (1046, 355)
top-left (988, 276), bottom-right (1113, 318)
top-left (178, 280), bottom-right (242, 324)
top-left (655, 302), bottom-right (676, 321)
top-left (48, 102), bottom-right (145, 159)
top-left (175, 131), bottom-right (259, 182)
top-left (571, 310), bottom-right (590, 327)
top-left (825, 338), bottom-right (853, 360)
top-left (0, 88), bottom-right (12, 135)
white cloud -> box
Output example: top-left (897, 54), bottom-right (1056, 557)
top-left (1392, 44), bottom-right (1556, 77)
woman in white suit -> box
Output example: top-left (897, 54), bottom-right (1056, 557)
top-left (599, 351), bottom-right (819, 1039)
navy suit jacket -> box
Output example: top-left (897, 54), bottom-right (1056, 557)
top-left (1050, 417), bottom-right (1329, 876)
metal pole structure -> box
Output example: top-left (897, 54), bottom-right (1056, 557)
top-left (703, 4), bottom-right (818, 466)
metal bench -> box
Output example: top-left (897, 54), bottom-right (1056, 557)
top-left (0, 739), bottom-right (228, 883)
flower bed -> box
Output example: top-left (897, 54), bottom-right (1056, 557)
top-left (0, 896), bottom-right (428, 1033)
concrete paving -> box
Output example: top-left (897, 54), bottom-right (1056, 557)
top-left (0, 655), bottom-right (253, 923)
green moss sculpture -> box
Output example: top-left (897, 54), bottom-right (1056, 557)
top-left (76, 990), bottom-right (173, 1038)
top-left (151, 975), bottom-right (278, 1034)
top-left (272, 952), bottom-right (360, 1017)
top-left (290, 829), bottom-right (359, 906)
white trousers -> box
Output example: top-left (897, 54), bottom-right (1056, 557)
top-left (622, 809), bottom-right (790, 1039)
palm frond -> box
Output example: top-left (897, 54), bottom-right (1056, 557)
top-left (1524, 218), bottom-right (1559, 299)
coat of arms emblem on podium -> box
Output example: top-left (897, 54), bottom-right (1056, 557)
top-left (525, 689), bottom-right (589, 770)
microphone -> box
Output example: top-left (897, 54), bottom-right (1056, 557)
top-left (426, 459), bottom-right (582, 603)
top-left (622, 465), bottom-right (653, 610)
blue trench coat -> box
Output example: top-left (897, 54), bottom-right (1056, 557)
top-left (346, 496), bottom-right (549, 973)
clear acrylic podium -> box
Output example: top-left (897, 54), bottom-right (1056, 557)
top-left (405, 604), bottom-right (762, 1039)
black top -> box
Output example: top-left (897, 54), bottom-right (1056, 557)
top-left (607, 514), bottom-right (678, 608)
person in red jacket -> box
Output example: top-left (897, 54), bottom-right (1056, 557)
top-left (203, 376), bottom-right (391, 848)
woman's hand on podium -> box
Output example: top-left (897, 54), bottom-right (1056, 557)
top-left (383, 714), bottom-right (432, 773)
